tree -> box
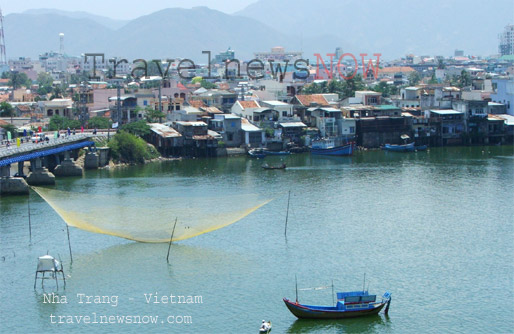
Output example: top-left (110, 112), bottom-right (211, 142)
top-left (1, 124), bottom-right (18, 138)
top-left (408, 71), bottom-right (421, 86)
top-left (192, 76), bottom-right (203, 84)
top-left (144, 107), bottom-right (166, 123)
top-left (107, 131), bottom-right (159, 163)
top-left (48, 115), bottom-right (81, 131)
top-left (120, 120), bottom-right (151, 137)
top-left (428, 72), bottom-right (438, 84)
top-left (0, 101), bottom-right (14, 118)
top-left (37, 72), bottom-right (53, 87)
top-left (88, 116), bottom-right (111, 129)
top-left (7, 72), bottom-right (32, 89)
top-left (459, 70), bottom-right (472, 88)
top-left (200, 80), bottom-right (217, 89)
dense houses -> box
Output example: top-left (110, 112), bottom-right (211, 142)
top-left (1, 38), bottom-right (514, 156)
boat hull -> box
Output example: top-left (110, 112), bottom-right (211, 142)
top-left (310, 143), bottom-right (354, 156)
top-left (383, 142), bottom-right (415, 152)
top-left (264, 151), bottom-right (290, 156)
top-left (283, 298), bottom-right (386, 319)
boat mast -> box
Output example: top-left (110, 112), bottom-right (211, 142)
top-left (295, 274), bottom-right (298, 303)
top-left (284, 190), bottom-right (291, 237)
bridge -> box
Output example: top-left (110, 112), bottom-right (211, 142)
top-left (0, 133), bottom-right (108, 195)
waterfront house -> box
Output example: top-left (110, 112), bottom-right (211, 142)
top-left (231, 100), bottom-right (276, 123)
top-left (356, 115), bottom-right (412, 148)
top-left (290, 94), bottom-right (333, 126)
top-left (241, 118), bottom-right (265, 147)
top-left (172, 121), bottom-right (218, 157)
top-left (278, 122), bottom-right (307, 144)
top-left (208, 114), bottom-right (243, 147)
top-left (490, 78), bottom-right (514, 115)
top-left (308, 107), bottom-right (342, 137)
top-left (147, 123), bottom-right (183, 156)
top-left (190, 89), bottom-right (237, 112)
top-left (427, 109), bottom-right (465, 146)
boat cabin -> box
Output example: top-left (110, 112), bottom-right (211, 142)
top-left (336, 291), bottom-right (377, 310)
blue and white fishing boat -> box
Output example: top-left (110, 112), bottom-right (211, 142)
top-left (310, 138), bottom-right (355, 156)
top-left (283, 290), bottom-right (391, 319)
top-left (283, 276), bottom-right (391, 319)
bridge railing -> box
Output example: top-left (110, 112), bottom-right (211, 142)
top-left (0, 134), bottom-right (106, 159)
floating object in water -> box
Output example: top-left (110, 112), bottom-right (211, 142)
top-left (259, 320), bottom-right (272, 333)
top-left (34, 255), bottom-right (66, 289)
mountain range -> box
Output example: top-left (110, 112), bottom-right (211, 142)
top-left (4, 1), bottom-right (513, 62)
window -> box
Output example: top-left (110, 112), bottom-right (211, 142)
top-left (144, 100), bottom-right (148, 106)
top-left (227, 133), bottom-right (233, 141)
top-left (231, 122), bottom-right (235, 127)
top-left (283, 111), bottom-right (288, 117)
top-left (349, 126), bottom-right (355, 134)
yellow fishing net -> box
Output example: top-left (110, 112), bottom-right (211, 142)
top-left (33, 187), bottom-right (270, 243)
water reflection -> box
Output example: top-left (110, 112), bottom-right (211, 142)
top-left (286, 314), bottom-right (391, 333)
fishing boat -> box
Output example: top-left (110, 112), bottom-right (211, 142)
top-left (259, 320), bottom-right (272, 333)
top-left (310, 138), bottom-right (355, 156)
top-left (264, 150), bottom-right (291, 156)
top-left (248, 148), bottom-right (266, 158)
top-left (382, 142), bottom-right (415, 152)
top-left (283, 291), bottom-right (391, 319)
top-left (283, 277), bottom-right (391, 320)
top-left (262, 163), bottom-right (286, 170)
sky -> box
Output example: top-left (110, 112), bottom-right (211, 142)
top-left (1, 0), bottom-right (257, 19)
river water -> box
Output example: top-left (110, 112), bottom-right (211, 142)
top-left (1, 146), bottom-right (513, 334)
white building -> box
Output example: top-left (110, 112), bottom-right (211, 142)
top-left (491, 78), bottom-right (514, 115)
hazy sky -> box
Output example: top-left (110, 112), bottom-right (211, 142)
top-left (2, 0), bottom-right (257, 19)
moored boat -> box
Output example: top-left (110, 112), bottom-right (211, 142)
top-left (382, 142), bottom-right (415, 152)
top-left (248, 148), bottom-right (266, 158)
top-left (283, 290), bottom-right (391, 320)
top-left (310, 138), bottom-right (355, 156)
top-left (258, 320), bottom-right (272, 333)
top-left (264, 150), bottom-right (291, 156)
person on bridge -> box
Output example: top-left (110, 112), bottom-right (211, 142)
top-left (67, 127), bottom-right (71, 136)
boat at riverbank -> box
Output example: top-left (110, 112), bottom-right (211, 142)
top-left (283, 290), bottom-right (391, 319)
top-left (248, 149), bottom-right (266, 158)
top-left (264, 150), bottom-right (290, 156)
top-left (310, 138), bottom-right (355, 156)
top-left (382, 142), bottom-right (415, 152)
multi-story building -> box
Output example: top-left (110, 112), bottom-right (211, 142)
top-left (499, 25), bottom-right (514, 56)
top-left (491, 78), bottom-right (514, 115)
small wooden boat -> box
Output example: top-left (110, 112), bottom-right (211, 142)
top-left (262, 163), bottom-right (286, 170)
top-left (265, 150), bottom-right (291, 156)
top-left (382, 142), bottom-right (415, 152)
top-left (248, 148), bottom-right (266, 158)
top-left (283, 291), bottom-right (391, 320)
top-left (258, 320), bottom-right (272, 333)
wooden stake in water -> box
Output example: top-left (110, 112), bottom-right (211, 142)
top-left (295, 274), bottom-right (299, 303)
top-left (28, 195), bottom-right (32, 243)
top-left (66, 224), bottom-right (73, 263)
top-left (166, 218), bottom-right (178, 263)
top-left (284, 190), bottom-right (291, 237)
top-left (363, 273), bottom-right (366, 292)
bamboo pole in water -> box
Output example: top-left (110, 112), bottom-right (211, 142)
top-left (166, 218), bottom-right (178, 263)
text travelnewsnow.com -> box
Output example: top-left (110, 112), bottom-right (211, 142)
top-left (49, 313), bottom-right (193, 325)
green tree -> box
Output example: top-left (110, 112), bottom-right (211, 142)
top-left (458, 70), bottom-right (472, 88)
top-left (48, 115), bottom-right (81, 131)
top-left (37, 72), bottom-right (54, 87)
top-left (120, 120), bottom-right (151, 137)
top-left (408, 71), bottom-right (421, 86)
top-left (192, 76), bottom-right (203, 84)
top-left (144, 107), bottom-right (166, 123)
top-left (7, 72), bottom-right (32, 89)
top-left (88, 116), bottom-right (111, 129)
top-left (107, 131), bottom-right (158, 163)
top-left (428, 73), bottom-right (438, 84)
top-left (1, 123), bottom-right (18, 137)
top-left (200, 80), bottom-right (217, 89)
top-left (0, 101), bottom-right (14, 118)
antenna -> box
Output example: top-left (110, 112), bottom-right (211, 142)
top-left (0, 7), bottom-right (7, 65)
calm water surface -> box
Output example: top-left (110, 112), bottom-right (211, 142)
top-left (1, 146), bottom-right (513, 334)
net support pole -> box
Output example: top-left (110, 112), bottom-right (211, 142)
top-left (66, 224), bottom-right (73, 263)
top-left (166, 218), bottom-right (178, 263)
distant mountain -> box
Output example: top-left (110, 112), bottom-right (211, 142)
top-left (4, 3), bottom-right (511, 63)
top-left (4, 13), bottom-right (114, 58)
top-left (23, 9), bottom-right (129, 30)
top-left (4, 7), bottom-right (295, 61)
top-left (236, 0), bottom-right (514, 58)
